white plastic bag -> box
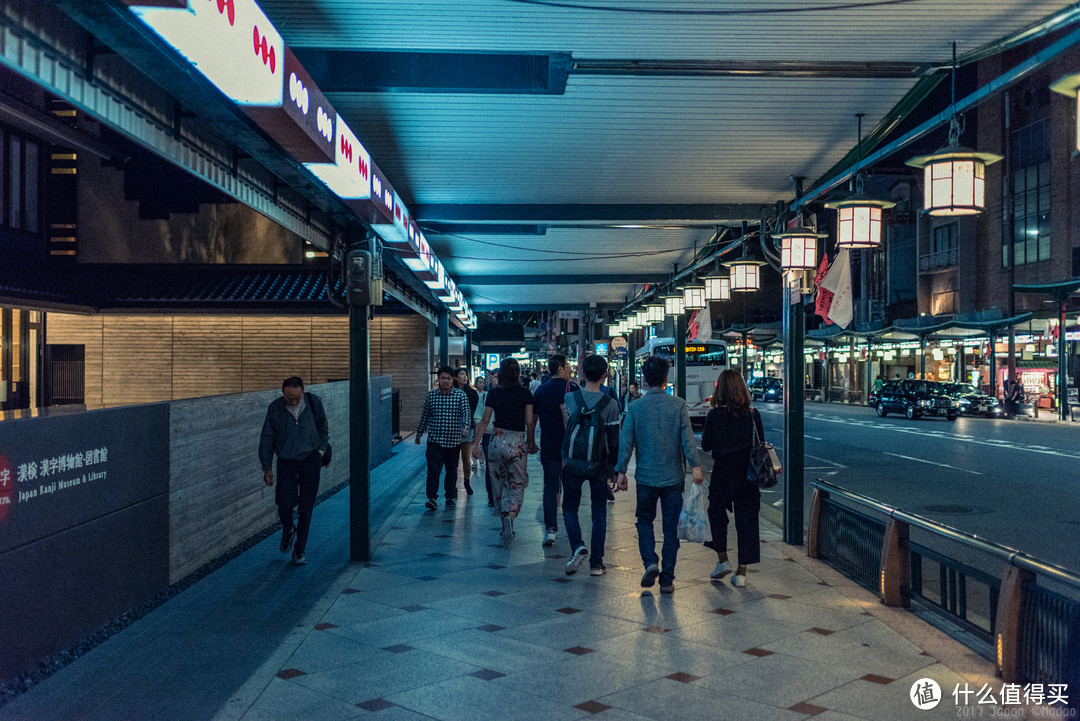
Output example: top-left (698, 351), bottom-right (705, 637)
top-left (677, 483), bottom-right (711, 543)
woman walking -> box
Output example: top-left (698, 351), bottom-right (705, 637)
top-left (700, 369), bottom-right (765, 588)
top-left (473, 358), bottom-right (537, 545)
top-left (455, 368), bottom-right (479, 496)
top-left (473, 376), bottom-right (495, 506)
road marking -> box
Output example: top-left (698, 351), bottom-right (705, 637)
top-left (883, 452), bottom-right (983, 475)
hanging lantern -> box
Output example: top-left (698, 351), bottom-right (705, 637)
top-left (825, 188), bottom-right (896, 248)
top-left (647, 302), bottom-right (665, 324)
top-left (1050, 73), bottom-right (1080, 152)
top-left (905, 49), bottom-right (1001, 216)
top-left (624, 311), bottom-right (640, 331)
top-left (635, 308), bottom-right (650, 327)
top-left (607, 321), bottom-right (621, 337)
top-left (722, 256), bottom-right (765, 292)
top-left (682, 283), bottom-right (706, 310)
top-left (663, 293), bottom-right (685, 316)
top-left (704, 273), bottom-right (730, 301)
top-left (905, 139), bottom-right (1001, 216)
top-left (772, 226), bottom-right (827, 269)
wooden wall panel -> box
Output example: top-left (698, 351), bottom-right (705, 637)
top-left (102, 316), bottom-right (173, 405)
top-left (240, 316), bottom-right (312, 391)
top-left (45, 312), bottom-right (434, 427)
top-left (372, 315), bottom-right (431, 432)
top-left (310, 316), bottom-right (349, 383)
top-left (44, 314), bottom-right (104, 406)
top-left (172, 316), bottom-right (243, 399)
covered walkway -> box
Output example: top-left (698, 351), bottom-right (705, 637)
top-left (0, 441), bottom-right (1000, 720)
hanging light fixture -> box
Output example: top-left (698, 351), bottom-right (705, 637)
top-left (721, 239), bottom-right (767, 292)
top-left (1050, 73), bottom-right (1080, 152)
top-left (635, 308), bottom-right (650, 328)
top-left (663, 292), bottom-right (685, 316)
top-left (608, 320), bottom-right (621, 337)
top-left (906, 44), bottom-right (1001, 216)
top-left (773, 226), bottom-right (827, 270)
top-left (647, 302), bottom-right (665, 324)
top-left (826, 114), bottom-right (896, 248)
top-left (704, 271), bottom-right (731, 301)
top-left (682, 281), bottom-right (707, 310)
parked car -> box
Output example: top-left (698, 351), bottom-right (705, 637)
top-left (748, 377), bottom-right (766, 399)
top-left (944, 383), bottom-right (1002, 418)
top-left (757, 377), bottom-right (782, 402)
top-left (875, 379), bottom-right (959, 421)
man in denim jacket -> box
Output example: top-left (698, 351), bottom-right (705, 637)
top-left (613, 356), bottom-right (702, 594)
top-left (260, 376), bottom-right (330, 565)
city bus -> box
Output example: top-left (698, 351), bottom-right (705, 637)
top-left (635, 337), bottom-right (729, 426)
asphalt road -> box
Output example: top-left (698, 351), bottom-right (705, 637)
top-left (748, 401), bottom-right (1080, 573)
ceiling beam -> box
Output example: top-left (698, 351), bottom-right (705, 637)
top-left (571, 59), bottom-right (929, 79)
top-left (457, 274), bottom-right (659, 285)
top-left (293, 49), bottom-right (572, 94)
top-left (413, 203), bottom-right (771, 224)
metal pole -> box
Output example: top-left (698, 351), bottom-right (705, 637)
top-left (438, 310), bottom-right (449, 369)
top-left (1059, 299), bottom-right (1069, 421)
top-left (783, 282), bottom-right (805, 546)
top-left (920, 336), bottom-right (927, 379)
top-left (989, 331), bottom-right (998, 397)
top-left (349, 303), bottom-right (371, 562)
top-left (675, 314), bottom-right (687, 398)
top-left (465, 329), bottom-right (472, 380)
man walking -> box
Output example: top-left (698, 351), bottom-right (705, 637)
top-left (531, 354), bottom-right (577, 546)
top-left (416, 366), bottom-right (472, 509)
top-left (562, 354), bottom-right (620, 576)
top-left (260, 377), bottom-right (331, 565)
top-left (613, 356), bottom-right (703, 594)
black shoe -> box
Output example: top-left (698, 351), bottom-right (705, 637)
top-left (464, 479), bottom-right (474, 496)
top-left (641, 564), bottom-right (659, 588)
top-left (425, 498), bottom-right (437, 510)
top-left (446, 498), bottom-right (456, 508)
top-left (291, 549), bottom-right (307, 565)
top-left (280, 526), bottom-right (296, 554)
top-left (604, 485), bottom-right (616, 502)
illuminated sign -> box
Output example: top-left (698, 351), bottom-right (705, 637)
top-left (373, 191), bottom-right (408, 243)
top-left (685, 346), bottom-right (706, 353)
top-left (369, 163), bottom-right (395, 225)
top-left (244, 48), bottom-right (335, 163)
top-left (594, 342), bottom-right (609, 357)
top-left (130, 0), bottom-right (284, 106)
top-left (486, 354), bottom-right (500, 371)
top-left (304, 115), bottom-right (371, 199)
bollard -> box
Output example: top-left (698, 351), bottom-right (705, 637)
top-left (994, 566), bottom-right (1035, 681)
top-left (879, 518), bottom-right (910, 608)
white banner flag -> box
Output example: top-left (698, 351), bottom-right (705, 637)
top-left (819, 248), bottom-right (853, 328)
top-left (690, 303), bottom-right (712, 341)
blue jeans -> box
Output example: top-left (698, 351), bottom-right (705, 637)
top-left (540, 452), bottom-right (563, 532)
top-left (636, 483), bottom-right (684, 585)
top-left (562, 471), bottom-right (608, 567)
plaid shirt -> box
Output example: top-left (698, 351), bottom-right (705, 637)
top-left (417, 387), bottom-right (471, 448)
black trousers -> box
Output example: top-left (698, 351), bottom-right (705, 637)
top-left (426, 442), bottom-right (460, 500)
top-left (704, 475), bottom-right (761, 565)
top-left (276, 450), bottom-right (322, 554)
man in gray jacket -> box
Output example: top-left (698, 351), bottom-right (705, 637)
top-left (260, 376), bottom-right (330, 565)
top-left (613, 356), bottom-right (703, 594)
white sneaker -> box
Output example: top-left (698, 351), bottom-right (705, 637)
top-left (500, 516), bottom-right (513, 546)
top-left (710, 561), bottom-right (731, 580)
top-left (542, 530), bottom-right (556, 547)
top-left (565, 546), bottom-right (589, 575)
top-left (732, 573), bottom-right (747, 587)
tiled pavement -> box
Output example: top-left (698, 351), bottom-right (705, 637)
top-left (2, 440), bottom-right (1006, 720)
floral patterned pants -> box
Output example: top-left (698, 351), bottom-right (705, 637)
top-left (489, 428), bottom-right (529, 517)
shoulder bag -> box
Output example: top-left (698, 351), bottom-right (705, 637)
top-left (746, 408), bottom-right (779, 489)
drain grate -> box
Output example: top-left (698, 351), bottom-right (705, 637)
top-left (922, 504), bottom-right (976, 515)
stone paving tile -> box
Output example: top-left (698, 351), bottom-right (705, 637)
top-left (807, 662), bottom-right (975, 720)
top-left (597, 676), bottom-right (808, 721)
top-left (500, 610), bottom-right (650, 650)
top-left (234, 678), bottom-right (365, 721)
top-left (323, 607), bottom-right (481, 649)
top-left (422, 592), bottom-right (564, 629)
top-left (408, 627), bottom-right (567, 673)
top-left (386, 675), bottom-right (583, 721)
top-left (493, 651), bottom-right (674, 707)
top-left (289, 648), bottom-right (479, 704)
top-left (586, 627), bottom-right (753, 677)
top-left (695, 649), bottom-right (869, 709)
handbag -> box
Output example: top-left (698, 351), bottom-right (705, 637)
top-left (746, 409), bottom-right (779, 489)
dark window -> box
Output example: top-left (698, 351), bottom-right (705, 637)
top-left (932, 223), bottom-right (957, 255)
top-left (9, 134), bottom-right (21, 230)
top-left (1004, 119), bottom-right (1050, 267)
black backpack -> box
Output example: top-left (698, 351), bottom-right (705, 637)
top-left (561, 389), bottom-right (613, 476)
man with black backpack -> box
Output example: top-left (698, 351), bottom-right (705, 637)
top-left (561, 355), bottom-right (621, 576)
